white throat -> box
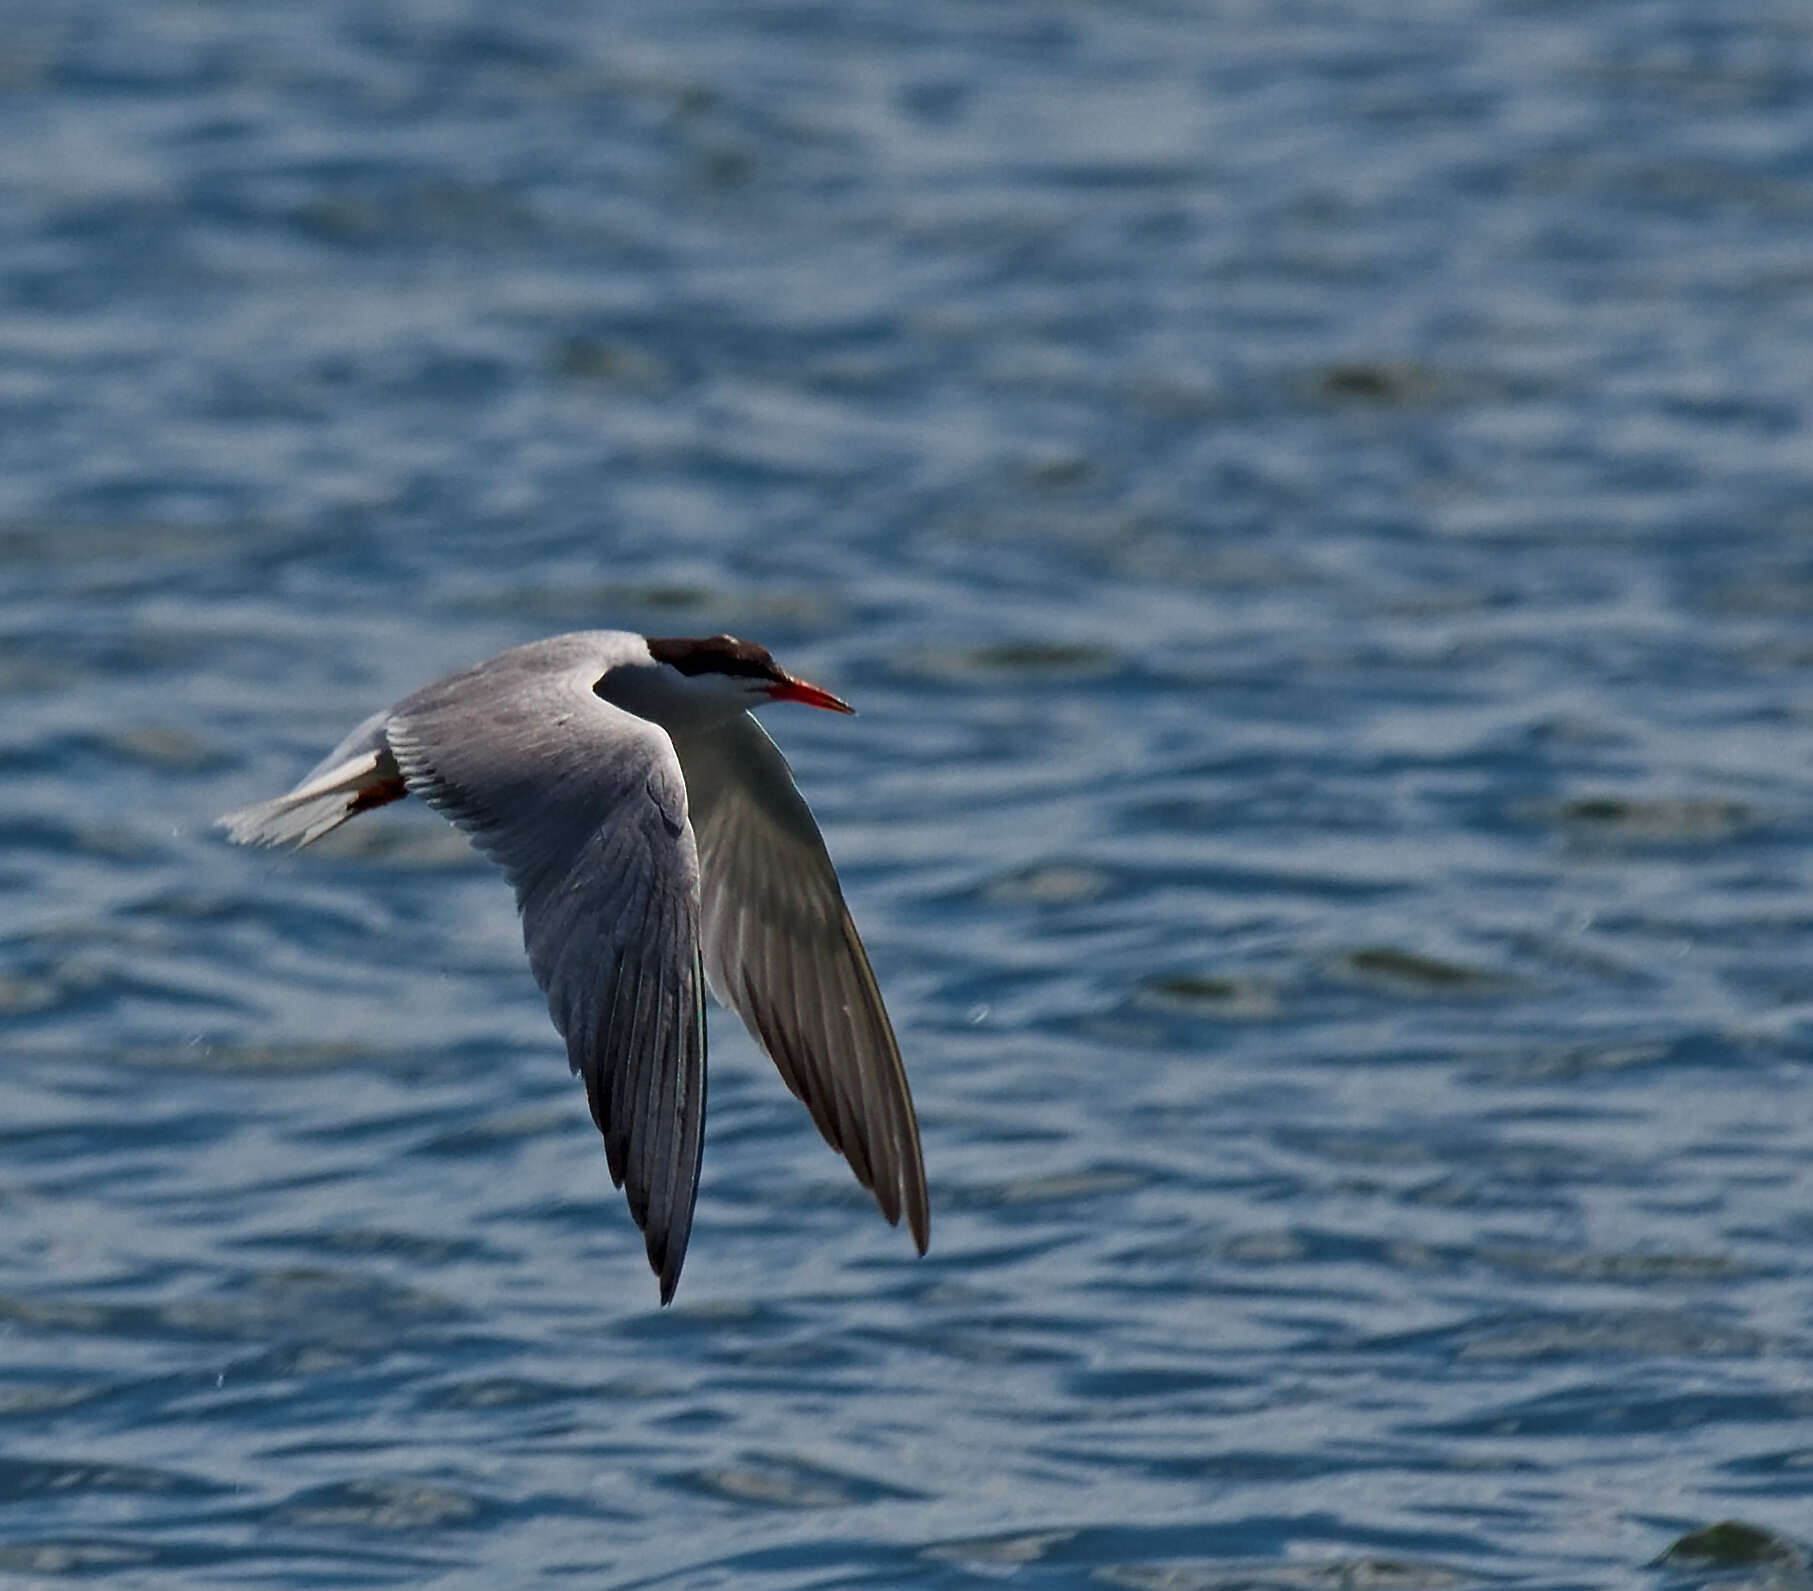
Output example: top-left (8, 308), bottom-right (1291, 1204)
top-left (595, 660), bottom-right (753, 734)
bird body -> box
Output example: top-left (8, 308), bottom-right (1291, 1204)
top-left (219, 631), bottom-right (927, 1302)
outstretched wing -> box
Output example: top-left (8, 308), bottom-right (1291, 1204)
top-left (674, 714), bottom-right (928, 1253)
top-left (384, 644), bottom-right (707, 1303)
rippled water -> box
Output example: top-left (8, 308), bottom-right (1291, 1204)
top-left (5, 1), bottom-right (1813, 1586)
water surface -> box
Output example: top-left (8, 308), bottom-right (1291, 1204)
top-left (4, 2), bottom-right (1813, 1586)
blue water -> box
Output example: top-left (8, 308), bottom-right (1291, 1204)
top-left (5, 1), bottom-right (1813, 1585)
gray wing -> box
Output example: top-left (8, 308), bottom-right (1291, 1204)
top-left (384, 651), bottom-right (707, 1303)
top-left (674, 714), bottom-right (928, 1253)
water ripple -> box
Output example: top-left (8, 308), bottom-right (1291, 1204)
top-left (4, 0), bottom-right (1813, 1585)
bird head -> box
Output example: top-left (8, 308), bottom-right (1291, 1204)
top-left (612, 634), bottom-right (854, 729)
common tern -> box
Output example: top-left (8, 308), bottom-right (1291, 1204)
top-left (218, 631), bottom-right (927, 1302)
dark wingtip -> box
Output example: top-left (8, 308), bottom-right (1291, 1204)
top-left (876, 1177), bottom-right (930, 1255)
top-left (651, 1231), bottom-right (685, 1304)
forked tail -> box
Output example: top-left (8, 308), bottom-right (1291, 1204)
top-left (217, 710), bottom-right (406, 849)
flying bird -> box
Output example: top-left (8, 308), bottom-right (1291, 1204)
top-left (218, 631), bottom-right (928, 1302)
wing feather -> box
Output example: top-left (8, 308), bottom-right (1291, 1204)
top-left (674, 714), bottom-right (928, 1252)
top-left (382, 640), bottom-right (708, 1302)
